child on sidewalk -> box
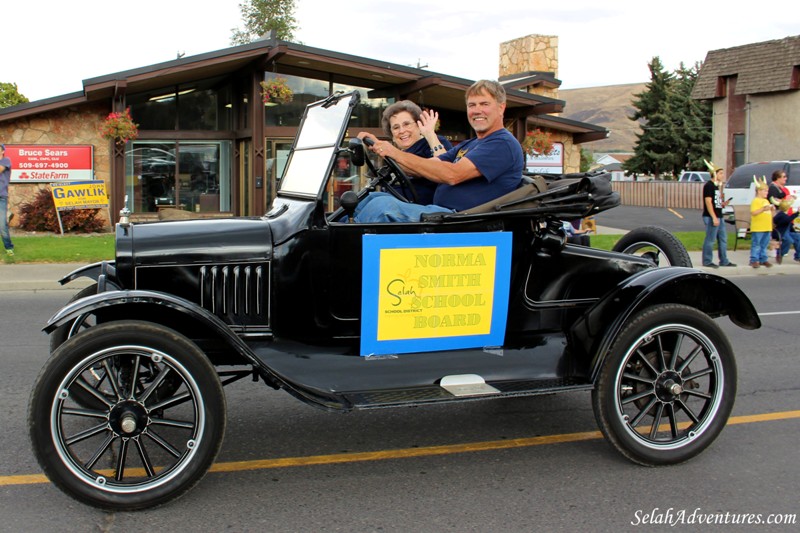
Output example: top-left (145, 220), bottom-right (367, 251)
top-left (774, 198), bottom-right (800, 263)
top-left (749, 177), bottom-right (775, 268)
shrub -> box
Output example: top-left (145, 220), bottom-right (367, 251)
top-left (18, 188), bottom-right (106, 233)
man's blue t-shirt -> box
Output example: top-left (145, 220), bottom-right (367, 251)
top-left (433, 129), bottom-right (524, 211)
top-left (403, 135), bottom-right (453, 205)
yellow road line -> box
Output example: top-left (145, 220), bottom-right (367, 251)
top-left (4, 409), bottom-right (799, 487)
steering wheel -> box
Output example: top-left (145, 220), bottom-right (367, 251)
top-left (363, 137), bottom-right (418, 204)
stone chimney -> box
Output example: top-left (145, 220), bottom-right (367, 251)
top-left (499, 34), bottom-right (560, 99)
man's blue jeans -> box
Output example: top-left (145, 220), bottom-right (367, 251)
top-left (353, 192), bottom-right (452, 223)
top-left (702, 216), bottom-right (729, 265)
top-left (0, 196), bottom-right (13, 251)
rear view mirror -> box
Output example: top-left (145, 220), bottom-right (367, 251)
top-left (348, 138), bottom-right (365, 167)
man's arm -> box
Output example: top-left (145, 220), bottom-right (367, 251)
top-left (359, 133), bottom-right (480, 186)
top-left (704, 196), bottom-right (719, 225)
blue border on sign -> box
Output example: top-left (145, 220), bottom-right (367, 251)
top-left (360, 232), bottom-right (512, 356)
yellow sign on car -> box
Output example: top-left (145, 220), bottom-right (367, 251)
top-left (361, 233), bottom-right (512, 356)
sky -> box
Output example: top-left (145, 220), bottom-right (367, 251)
top-left (5, 0), bottom-right (800, 103)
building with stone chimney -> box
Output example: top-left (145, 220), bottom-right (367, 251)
top-left (0, 34), bottom-right (607, 228)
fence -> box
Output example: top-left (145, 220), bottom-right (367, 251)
top-left (611, 181), bottom-right (703, 210)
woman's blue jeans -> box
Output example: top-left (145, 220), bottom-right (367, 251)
top-left (353, 192), bottom-right (452, 223)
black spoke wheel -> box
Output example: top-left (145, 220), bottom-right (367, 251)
top-left (612, 226), bottom-right (692, 267)
top-left (29, 320), bottom-right (225, 510)
top-left (592, 304), bottom-right (736, 465)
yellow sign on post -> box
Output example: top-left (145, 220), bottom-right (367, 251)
top-left (50, 180), bottom-right (109, 211)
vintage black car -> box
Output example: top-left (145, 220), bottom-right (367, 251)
top-left (29, 92), bottom-right (760, 510)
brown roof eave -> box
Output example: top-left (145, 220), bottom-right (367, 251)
top-left (573, 131), bottom-right (610, 144)
top-left (0, 93), bottom-right (89, 122)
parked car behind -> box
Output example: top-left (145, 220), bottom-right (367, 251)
top-left (678, 171), bottom-right (711, 183)
top-left (723, 160), bottom-right (800, 217)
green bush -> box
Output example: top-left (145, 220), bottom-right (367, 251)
top-left (18, 187), bottom-right (106, 234)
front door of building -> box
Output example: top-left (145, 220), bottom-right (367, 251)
top-left (265, 139), bottom-right (293, 206)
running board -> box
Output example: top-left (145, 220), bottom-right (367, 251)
top-left (342, 378), bottom-right (590, 409)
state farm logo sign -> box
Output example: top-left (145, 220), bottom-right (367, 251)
top-left (8, 145), bottom-right (94, 183)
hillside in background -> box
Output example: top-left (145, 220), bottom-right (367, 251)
top-left (559, 83), bottom-right (646, 154)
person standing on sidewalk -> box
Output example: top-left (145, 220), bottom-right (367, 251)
top-left (0, 143), bottom-right (14, 256)
top-left (749, 177), bottom-right (775, 268)
top-left (701, 161), bottom-right (735, 268)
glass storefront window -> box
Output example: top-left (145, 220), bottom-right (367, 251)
top-left (264, 74), bottom-right (329, 127)
top-left (332, 82), bottom-right (389, 129)
top-left (263, 74), bottom-right (389, 128)
top-left (129, 77), bottom-right (233, 131)
top-left (125, 141), bottom-right (232, 213)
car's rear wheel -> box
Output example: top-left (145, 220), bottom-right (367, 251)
top-left (612, 226), bottom-right (692, 267)
top-left (592, 304), bottom-right (736, 465)
top-left (29, 320), bottom-right (225, 510)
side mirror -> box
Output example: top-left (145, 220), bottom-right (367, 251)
top-left (348, 138), bottom-right (365, 167)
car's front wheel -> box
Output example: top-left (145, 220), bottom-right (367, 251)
top-left (592, 304), bottom-right (736, 465)
top-left (29, 320), bottom-right (226, 510)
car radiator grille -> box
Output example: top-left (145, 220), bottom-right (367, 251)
top-left (199, 263), bottom-right (269, 326)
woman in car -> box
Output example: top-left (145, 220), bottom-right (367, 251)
top-left (380, 100), bottom-right (452, 205)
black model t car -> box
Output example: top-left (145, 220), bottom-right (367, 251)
top-left (29, 92), bottom-right (760, 510)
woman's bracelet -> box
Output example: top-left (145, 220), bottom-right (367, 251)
top-left (432, 144), bottom-right (444, 152)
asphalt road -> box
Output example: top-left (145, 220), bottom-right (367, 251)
top-left (1, 283), bottom-right (798, 532)
top-left (595, 205), bottom-right (704, 232)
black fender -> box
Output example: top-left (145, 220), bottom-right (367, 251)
top-left (45, 289), bottom-right (263, 367)
top-left (571, 267), bottom-right (761, 382)
top-left (57, 260), bottom-right (121, 291)
top-left (43, 289), bottom-right (348, 410)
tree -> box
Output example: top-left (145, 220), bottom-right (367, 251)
top-left (0, 82), bottom-right (29, 108)
top-left (579, 148), bottom-right (593, 173)
top-left (623, 58), bottom-right (712, 179)
top-left (672, 62), bottom-right (712, 173)
top-left (623, 57), bottom-right (681, 179)
top-left (231, 0), bottom-right (299, 45)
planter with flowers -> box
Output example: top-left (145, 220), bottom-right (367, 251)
top-left (521, 128), bottom-right (554, 157)
top-left (260, 77), bottom-right (294, 105)
top-left (99, 108), bottom-right (139, 145)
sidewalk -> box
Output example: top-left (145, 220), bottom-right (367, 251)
top-left (0, 263), bottom-right (93, 291)
top-left (595, 224), bottom-right (800, 276)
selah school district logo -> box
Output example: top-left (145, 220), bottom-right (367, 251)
top-left (360, 232), bottom-right (512, 356)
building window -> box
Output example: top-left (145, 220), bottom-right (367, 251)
top-left (264, 74), bottom-right (329, 127)
top-left (733, 133), bottom-right (745, 168)
top-left (128, 77), bottom-right (233, 130)
top-left (332, 82), bottom-right (389, 129)
top-left (125, 141), bottom-right (232, 214)
top-left (263, 73), bottom-right (389, 128)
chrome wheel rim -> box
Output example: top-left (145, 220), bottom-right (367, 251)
top-left (613, 324), bottom-right (724, 450)
top-left (50, 345), bottom-right (205, 494)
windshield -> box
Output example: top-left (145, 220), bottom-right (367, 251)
top-left (278, 92), bottom-right (359, 198)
